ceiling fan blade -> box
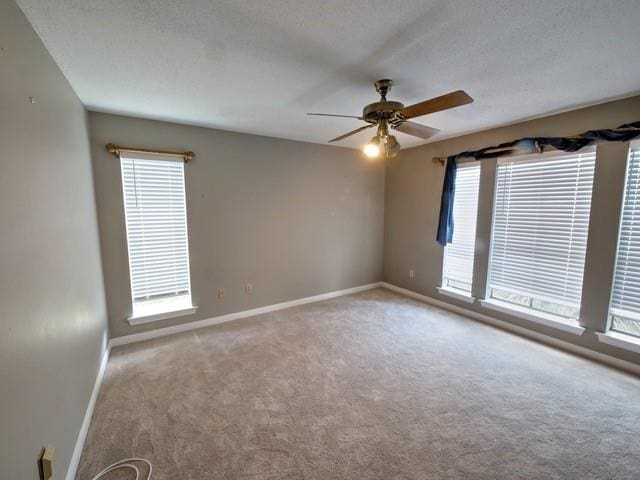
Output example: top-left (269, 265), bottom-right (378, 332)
top-left (307, 113), bottom-right (363, 119)
top-left (393, 121), bottom-right (440, 140)
top-left (329, 124), bottom-right (375, 143)
top-left (399, 90), bottom-right (473, 119)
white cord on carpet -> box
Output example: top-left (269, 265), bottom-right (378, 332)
top-left (89, 458), bottom-right (152, 480)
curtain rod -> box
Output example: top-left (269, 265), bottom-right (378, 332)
top-left (431, 125), bottom-right (640, 166)
top-left (106, 143), bottom-right (195, 161)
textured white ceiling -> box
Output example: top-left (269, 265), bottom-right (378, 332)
top-left (17, 0), bottom-right (640, 149)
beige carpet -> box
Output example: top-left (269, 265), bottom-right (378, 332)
top-left (77, 288), bottom-right (640, 479)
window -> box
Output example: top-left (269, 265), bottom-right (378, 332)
top-left (442, 162), bottom-right (481, 293)
top-left (121, 153), bottom-right (194, 321)
top-left (609, 145), bottom-right (640, 338)
top-left (486, 149), bottom-right (596, 321)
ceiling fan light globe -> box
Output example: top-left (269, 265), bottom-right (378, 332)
top-left (386, 135), bottom-right (401, 157)
top-left (363, 143), bottom-right (380, 158)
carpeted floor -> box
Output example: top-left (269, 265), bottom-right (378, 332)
top-left (77, 288), bottom-right (640, 479)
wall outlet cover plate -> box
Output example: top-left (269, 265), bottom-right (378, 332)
top-left (39, 445), bottom-right (55, 480)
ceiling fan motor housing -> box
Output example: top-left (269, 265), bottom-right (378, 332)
top-left (362, 101), bottom-right (404, 123)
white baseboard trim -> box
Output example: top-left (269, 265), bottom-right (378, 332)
top-left (65, 342), bottom-right (111, 480)
top-left (110, 282), bottom-right (383, 348)
top-left (381, 282), bottom-right (640, 376)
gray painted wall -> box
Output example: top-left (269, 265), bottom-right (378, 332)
top-left (383, 95), bottom-right (640, 366)
top-left (89, 112), bottom-right (385, 338)
top-left (0, 2), bottom-right (108, 479)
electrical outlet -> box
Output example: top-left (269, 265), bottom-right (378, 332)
top-left (245, 283), bottom-right (253, 295)
top-left (409, 269), bottom-right (415, 278)
top-left (217, 287), bottom-right (226, 298)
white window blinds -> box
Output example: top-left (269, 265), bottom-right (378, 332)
top-left (121, 154), bottom-right (192, 314)
top-left (443, 162), bottom-right (481, 292)
top-left (488, 150), bottom-right (595, 318)
top-left (609, 146), bottom-right (640, 337)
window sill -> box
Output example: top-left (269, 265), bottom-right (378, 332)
top-left (128, 305), bottom-right (197, 325)
top-left (479, 299), bottom-right (585, 336)
top-left (596, 331), bottom-right (640, 354)
top-left (437, 287), bottom-right (475, 304)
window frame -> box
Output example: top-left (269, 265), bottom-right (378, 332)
top-left (605, 140), bottom-right (640, 340)
top-left (120, 152), bottom-right (196, 324)
top-left (482, 147), bottom-right (596, 332)
top-left (440, 160), bottom-right (481, 301)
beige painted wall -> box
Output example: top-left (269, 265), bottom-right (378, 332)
top-left (89, 112), bottom-right (385, 338)
top-left (0, 2), bottom-right (108, 479)
top-left (384, 95), bottom-right (640, 366)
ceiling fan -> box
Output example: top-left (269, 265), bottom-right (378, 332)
top-left (308, 79), bottom-right (473, 158)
